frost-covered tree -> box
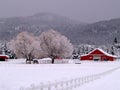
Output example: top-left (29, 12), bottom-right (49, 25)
top-left (9, 32), bottom-right (40, 64)
top-left (39, 30), bottom-right (73, 63)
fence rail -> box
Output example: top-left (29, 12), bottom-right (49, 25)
top-left (19, 67), bottom-right (120, 90)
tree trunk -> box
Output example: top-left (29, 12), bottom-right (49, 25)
top-left (26, 59), bottom-right (30, 64)
top-left (26, 58), bottom-right (33, 64)
top-left (26, 54), bottom-right (34, 64)
top-left (52, 57), bottom-right (55, 64)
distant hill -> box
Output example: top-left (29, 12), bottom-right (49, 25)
top-left (0, 12), bottom-right (120, 45)
top-left (74, 18), bottom-right (120, 45)
top-left (0, 12), bottom-right (85, 42)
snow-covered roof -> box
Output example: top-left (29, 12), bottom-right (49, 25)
top-left (0, 54), bottom-right (9, 58)
top-left (81, 48), bottom-right (117, 58)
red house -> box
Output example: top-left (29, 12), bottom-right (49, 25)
top-left (0, 55), bottom-right (9, 61)
top-left (80, 48), bottom-right (117, 61)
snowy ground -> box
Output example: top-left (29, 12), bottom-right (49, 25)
top-left (75, 69), bottom-right (120, 90)
top-left (0, 59), bottom-right (120, 90)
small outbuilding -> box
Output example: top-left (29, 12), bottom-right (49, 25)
top-left (80, 48), bottom-right (117, 61)
top-left (0, 55), bottom-right (9, 61)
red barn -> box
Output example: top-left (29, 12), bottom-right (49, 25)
top-left (80, 48), bottom-right (117, 61)
top-left (0, 55), bottom-right (9, 61)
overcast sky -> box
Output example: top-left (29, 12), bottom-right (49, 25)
top-left (0, 0), bottom-right (120, 23)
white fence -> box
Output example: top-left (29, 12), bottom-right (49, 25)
top-left (38, 59), bottom-right (69, 64)
top-left (19, 67), bottom-right (120, 90)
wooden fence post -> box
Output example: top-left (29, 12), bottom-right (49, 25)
top-left (39, 82), bottom-right (44, 90)
top-left (54, 80), bottom-right (58, 89)
top-left (19, 87), bottom-right (24, 90)
top-left (47, 81), bottom-right (51, 90)
top-left (30, 84), bottom-right (35, 90)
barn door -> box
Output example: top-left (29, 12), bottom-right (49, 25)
top-left (0, 58), bottom-right (5, 61)
top-left (93, 56), bottom-right (101, 61)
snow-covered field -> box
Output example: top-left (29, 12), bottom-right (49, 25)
top-left (0, 59), bottom-right (120, 90)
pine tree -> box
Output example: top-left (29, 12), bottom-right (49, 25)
top-left (114, 37), bottom-right (117, 44)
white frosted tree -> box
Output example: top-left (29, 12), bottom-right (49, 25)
top-left (9, 32), bottom-right (40, 64)
top-left (39, 29), bottom-right (73, 63)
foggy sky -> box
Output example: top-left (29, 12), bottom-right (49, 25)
top-left (0, 0), bottom-right (120, 23)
